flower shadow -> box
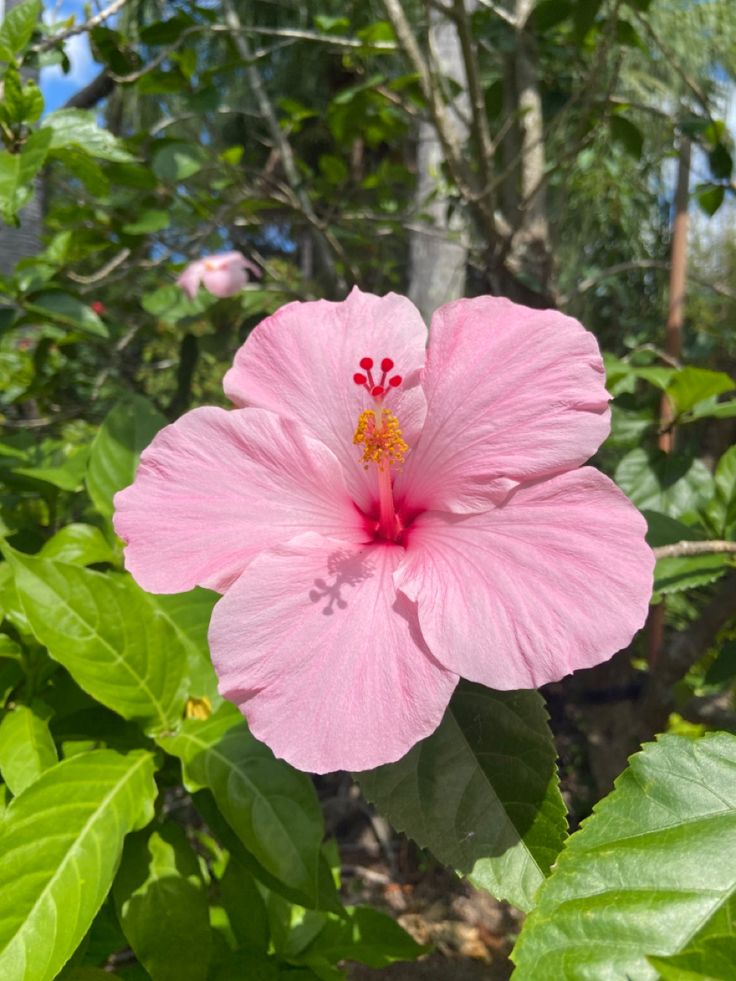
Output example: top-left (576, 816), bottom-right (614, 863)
top-left (308, 548), bottom-right (373, 616)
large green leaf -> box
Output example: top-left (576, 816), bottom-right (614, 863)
top-left (5, 549), bottom-right (188, 733)
top-left (153, 589), bottom-right (220, 703)
top-left (0, 0), bottom-right (42, 59)
top-left (0, 749), bottom-right (156, 981)
top-left (86, 395), bottom-right (166, 518)
top-left (358, 683), bottom-right (566, 913)
top-left (615, 448), bottom-right (714, 518)
top-left (650, 935), bottom-right (736, 979)
top-left (45, 109), bottom-right (135, 162)
top-left (666, 366), bottom-right (735, 415)
top-left (24, 291), bottom-right (108, 338)
top-left (0, 127), bottom-right (52, 223)
top-left (706, 445), bottom-right (736, 538)
top-left (113, 822), bottom-right (211, 981)
top-left (653, 553), bottom-right (731, 595)
top-left (512, 733), bottom-right (736, 979)
top-left (157, 705), bottom-right (327, 906)
top-left (39, 523), bottom-right (117, 567)
top-left (0, 702), bottom-right (57, 795)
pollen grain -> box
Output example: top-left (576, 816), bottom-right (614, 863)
top-left (353, 409), bottom-right (407, 471)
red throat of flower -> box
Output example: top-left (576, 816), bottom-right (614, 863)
top-left (352, 357), bottom-right (406, 541)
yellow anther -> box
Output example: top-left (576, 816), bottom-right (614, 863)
top-left (353, 408), bottom-right (407, 471)
top-left (185, 696), bottom-right (212, 720)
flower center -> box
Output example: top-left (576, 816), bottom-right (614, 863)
top-left (352, 356), bottom-right (406, 542)
top-left (352, 408), bottom-right (407, 470)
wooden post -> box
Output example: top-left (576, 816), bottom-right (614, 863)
top-left (658, 138), bottom-right (691, 452)
top-left (650, 137), bottom-right (691, 666)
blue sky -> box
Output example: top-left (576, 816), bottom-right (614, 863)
top-left (42, 0), bottom-right (102, 112)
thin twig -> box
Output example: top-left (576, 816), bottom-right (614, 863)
top-left (35, 0), bottom-right (130, 52)
top-left (653, 541), bottom-right (736, 560)
top-left (67, 248), bottom-right (131, 285)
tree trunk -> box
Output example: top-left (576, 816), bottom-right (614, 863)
top-left (407, 4), bottom-right (472, 321)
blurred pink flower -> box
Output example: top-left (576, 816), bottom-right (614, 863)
top-left (176, 251), bottom-right (260, 299)
top-left (114, 289), bottom-right (653, 773)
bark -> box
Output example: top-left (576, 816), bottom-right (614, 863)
top-left (407, 3), bottom-right (471, 321)
top-left (503, 0), bottom-right (553, 297)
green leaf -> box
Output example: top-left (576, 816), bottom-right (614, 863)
top-left (667, 366), bottom-right (735, 415)
top-left (703, 640), bottom-right (736, 689)
top-left (531, 0), bottom-right (573, 32)
top-left (0, 127), bottom-right (52, 223)
top-left (122, 209), bottom-right (170, 235)
top-left (12, 442), bottom-right (90, 491)
top-left (689, 398), bottom-right (736, 421)
top-left (0, 749), bottom-right (157, 981)
top-left (2, 66), bottom-right (26, 123)
top-left (153, 589), bottom-right (220, 703)
top-left (615, 448), bottom-right (714, 518)
top-left (0, 0), bottom-right (42, 60)
top-left (157, 704), bottom-right (327, 906)
top-left (298, 906), bottom-right (425, 970)
top-left (0, 656), bottom-right (23, 706)
top-left (1, 68), bottom-right (43, 125)
top-left (5, 548), bottom-right (189, 733)
top-left (24, 291), bottom-right (108, 338)
top-left (39, 523), bottom-right (117, 567)
top-left (44, 109), bottom-right (135, 162)
top-left (654, 553), bottom-right (731, 595)
top-left (610, 115), bottom-right (644, 159)
top-left (696, 182), bottom-right (725, 216)
top-left (358, 683), bottom-right (566, 913)
top-left (709, 143), bottom-right (733, 180)
top-left (86, 395), bottom-right (166, 518)
top-left (710, 445), bottom-right (736, 537)
top-left (512, 733), bottom-right (736, 979)
top-left (113, 822), bottom-right (211, 981)
top-left (219, 856), bottom-right (270, 952)
top-left (651, 935), bottom-right (736, 980)
top-left (152, 142), bottom-right (205, 181)
top-left (0, 702), bottom-right (57, 795)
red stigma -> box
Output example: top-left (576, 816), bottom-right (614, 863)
top-left (353, 355), bottom-right (403, 398)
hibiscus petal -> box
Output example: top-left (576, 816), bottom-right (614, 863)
top-left (176, 260), bottom-right (204, 300)
top-left (395, 468), bottom-right (653, 689)
top-left (113, 407), bottom-right (367, 594)
top-left (223, 287), bottom-right (428, 511)
top-left (209, 533), bottom-right (458, 773)
top-left (202, 264), bottom-right (247, 297)
top-left (395, 296), bottom-right (611, 513)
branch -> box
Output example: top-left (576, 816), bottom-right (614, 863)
top-left (67, 248), bottom-right (131, 285)
top-left (451, 0), bottom-right (497, 202)
top-left (631, 9), bottom-right (713, 118)
top-left (221, 0), bottom-right (347, 292)
top-left (35, 0), bottom-right (130, 53)
top-left (63, 68), bottom-right (115, 109)
top-left (653, 541), bottom-right (736, 560)
top-left (383, 0), bottom-right (505, 242)
top-left (560, 259), bottom-right (736, 305)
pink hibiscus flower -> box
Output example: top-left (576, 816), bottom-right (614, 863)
top-left (176, 251), bottom-right (260, 299)
top-left (114, 288), bottom-right (653, 773)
